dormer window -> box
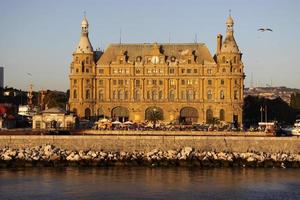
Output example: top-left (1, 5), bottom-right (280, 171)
top-left (188, 59), bottom-right (191, 64)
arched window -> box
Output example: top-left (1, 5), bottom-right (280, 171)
top-left (206, 109), bottom-right (213, 124)
top-left (222, 56), bottom-right (226, 63)
top-left (233, 56), bottom-right (237, 63)
top-left (220, 109), bottom-right (225, 121)
top-left (221, 79), bottom-right (225, 85)
top-left (73, 89), bottom-right (77, 99)
top-left (207, 90), bottom-right (212, 100)
top-left (169, 90), bottom-right (175, 101)
top-left (220, 90), bottom-right (225, 100)
top-left (147, 91), bottom-right (151, 99)
top-left (86, 89), bottom-right (90, 99)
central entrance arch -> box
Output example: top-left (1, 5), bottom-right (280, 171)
top-left (180, 107), bottom-right (198, 124)
top-left (145, 106), bottom-right (164, 121)
top-left (111, 106), bottom-right (129, 122)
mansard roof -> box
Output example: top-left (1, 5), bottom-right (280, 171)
top-left (96, 43), bottom-right (215, 65)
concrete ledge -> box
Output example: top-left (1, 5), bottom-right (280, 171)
top-left (0, 135), bottom-right (300, 153)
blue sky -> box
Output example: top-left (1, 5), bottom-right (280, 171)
top-left (0, 0), bottom-right (299, 91)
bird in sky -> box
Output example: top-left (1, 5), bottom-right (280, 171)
top-left (26, 72), bottom-right (32, 76)
top-left (257, 28), bottom-right (273, 32)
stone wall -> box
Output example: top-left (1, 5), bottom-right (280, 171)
top-left (0, 135), bottom-right (300, 153)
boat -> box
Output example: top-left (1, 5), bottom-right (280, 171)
top-left (291, 119), bottom-right (300, 136)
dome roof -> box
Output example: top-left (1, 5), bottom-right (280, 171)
top-left (75, 35), bottom-right (93, 53)
top-left (221, 35), bottom-right (239, 53)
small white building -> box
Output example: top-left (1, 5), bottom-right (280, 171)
top-left (32, 107), bottom-right (77, 129)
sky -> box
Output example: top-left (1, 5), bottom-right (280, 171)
top-left (0, 0), bottom-right (300, 91)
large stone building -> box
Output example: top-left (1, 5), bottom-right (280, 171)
top-left (69, 15), bottom-right (244, 125)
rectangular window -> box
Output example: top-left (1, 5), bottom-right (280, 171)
top-left (99, 69), bottom-right (104, 74)
top-left (181, 80), bottom-right (185, 85)
top-left (113, 80), bottom-right (117, 85)
top-left (169, 68), bottom-right (175, 74)
top-left (194, 69), bottom-right (198, 73)
top-left (113, 69), bottom-right (118, 74)
top-left (221, 79), bottom-right (225, 85)
top-left (147, 69), bottom-right (151, 74)
top-left (170, 79), bottom-right (175, 86)
top-left (159, 80), bottom-right (163, 85)
top-left (74, 80), bottom-right (77, 84)
top-left (124, 80), bottom-right (129, 85)
top-left (135, 80), bottom-right (140, 86)
top-left (159, 69), bottom-right (163, 74)
top-left (187, 80), bottom-right (192, 85)
top-left (118, 80), bottom-right (123, 85)
top-left (152, 80), bottom-right (157, 85)
top-left (208, 80), bottom-right (212, 85)
top-left (98, 80), bottom-right (103, 85)
top-left (207, 69), bottom-right (212, 74)
top-left (187, 69), bottom-right (192, 74)
top-left (181, 69), bottom-right (185, 74)
top-left (148, 80), bottom-right (152, 85)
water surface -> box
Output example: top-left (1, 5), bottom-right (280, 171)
top-left (0, 167), bottom-right (300, 200)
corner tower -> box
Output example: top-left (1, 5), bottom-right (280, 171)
top-left (215, 15), bottom-right (244, 126)
top-left (69, 16), bottom-right (96, 118)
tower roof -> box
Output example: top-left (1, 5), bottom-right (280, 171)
top-left (221, 15), bottom-right (239, 53)
top-left (75, 16), bottom-right (93, 54)
top-left (226, 15), bottom-right (234, 25)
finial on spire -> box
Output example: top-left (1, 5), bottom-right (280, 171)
top-left (229, 9), bottom-right (231, 17)
top-left (83, 10), bottom-right (86, 18)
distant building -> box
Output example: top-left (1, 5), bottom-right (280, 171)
top-left (69, 15), bottom-right (245, 126)
top-left (0, 67), bottom-right (3, 88)
top-left (32, 107), bottom-right (77, 129)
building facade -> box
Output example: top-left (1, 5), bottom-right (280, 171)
top-left (69, 15), bottom-right (244, 125)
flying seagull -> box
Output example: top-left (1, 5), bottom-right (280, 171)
top-left (257, 28), bottom-right (273, 32)
top-left (26, 72), bottom-right (32, 76)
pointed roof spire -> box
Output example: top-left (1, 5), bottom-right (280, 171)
top-left (221, 13), bottom-right (239, 53)
top-left (75, 14), bottom-right (93, 54)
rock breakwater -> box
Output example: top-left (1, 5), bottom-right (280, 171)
top-left (1, 145), bottom-right (300, 168)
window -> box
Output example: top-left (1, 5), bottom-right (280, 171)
top-left (170, 79), bottom-right (176, 86)
top-left (74, 80), bottom-right (77, 85)
top-left (159, 69), bottom-right (163, 74)
top-left (181, 69), bottom-right (185, 74)
top-left (159, 80), bottom-right (163, 85)
top-left (169, 68), bottom-right (175, 74)
top-left (234, 56), bottom-right (237, 63)
top-left (222, 68), bottom-right (226, 73)
top-left (135, 68), bottom-right (141, 74)
top-left (222, 56), bottom-right (226, 63)
top-left (159, 91), bottom-right (163, 99)
top-left (118, 90), bottom-right (124, 100)
top-left (187, 80), bottom-right (192, 85)
top-left (124, 80), bottom-right (129, 85)
top-left (124, 91), bottom-right (129, 100)
top-left (118, 80), bottom-right (123, 85)
top-left (207, 69), bottom-right (212, 74)
top-left (169, 90), bottom-right (175, 101)
top-left (99, 80), bottom-right (104, 85)
top-left (194, 69), bottom-right (198, 73)
top-left (234, 90), bottom-right (238, 100)
top-left (181, 91), bottom-right (186, 100)
top-left (113, 80), bottom-right (117, 85)
top-left (99, 90), bottom-right (104, 101)
top-left (134, 89), bottom-right (141, 101)
top-left (207, 90), bottom-right (212, 100)
top-left (220, 109), bottom-right (225, 121)
top-left (113, 90), bottom-right (117, 99)
top-left (220, 90), bottom-right (225, 99)
top-left (147, 69), bottom-right (151, 74)
top-left (181, 80), bottom-right (185, 85)
top-left (187, 69), bottom-right (192, 74)
top-left (35, 121), bottom-right (41, 129)
top-left (86, 68), bottom-right (89, 73)
top-left (234, 79), bottom-right (238, 85)
top-left (86, 79), bottom-right (90, 85)
top-left (147, 91), bottom-right (151, 99)
top-left (208, 80), bottom-right (212, 85)
top-left (188, 59), bottom-right (191, 64)
top-left (86, 57), bottom-right (89, 64)
top-left (86, 90), bottom-right (90, 99)
top-left (73, 90), bottom-right (77, 99)
top-left (76, 69), bottom-right (79, 73)
top-left (148, 80), bottom-right (152, 85)
top-left (221, 79), bottom-right (225, 85)
top-left (152, 90), bottom-right (158, 100)
top-left (125, 69), bottom-right (129, 74)
top-left (152, 80), bottom-right (157, 85)
top-left (187, 90), bottom-right (194, 101)
top-left (135, 80), bottom-right (140, 86)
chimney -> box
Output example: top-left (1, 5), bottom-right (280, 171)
top-left (217, 34), bottom-right (222, 54)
